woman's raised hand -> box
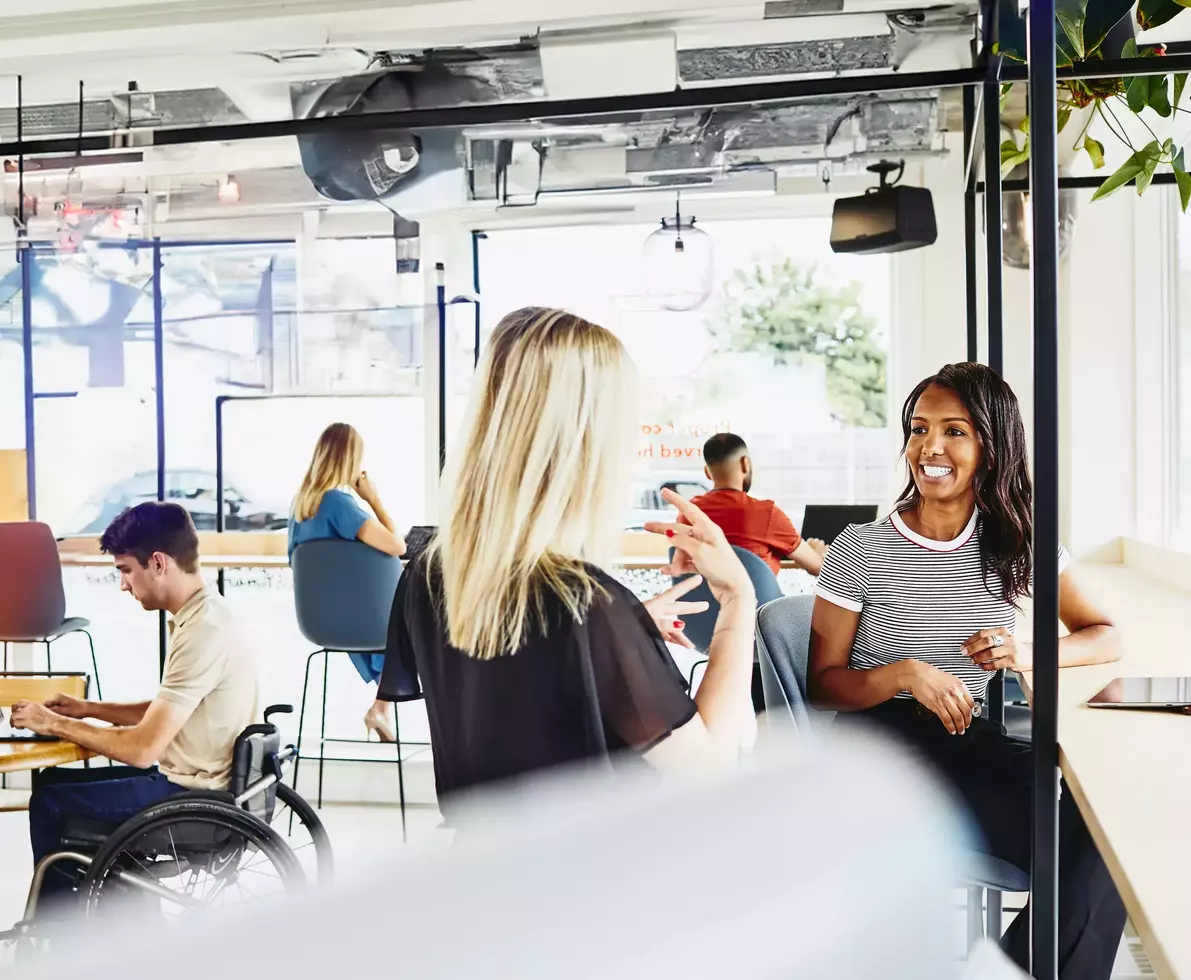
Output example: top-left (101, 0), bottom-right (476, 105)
top-left (645, 489), bottom-right (754, 605)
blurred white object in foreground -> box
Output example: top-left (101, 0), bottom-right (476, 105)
top-left (31, 726), bottom-right (975, 980)
top-left (962, 940), bottom-right (1031, 979)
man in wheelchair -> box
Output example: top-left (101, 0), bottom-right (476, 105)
top-left (9, 502), bottom-right (259, 904)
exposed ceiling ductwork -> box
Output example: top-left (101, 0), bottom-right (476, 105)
top-left (0, 11), bottom-right (969, 222)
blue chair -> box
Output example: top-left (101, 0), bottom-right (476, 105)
top-left (0, 522), bottom-right (102, 698)
top-left (672, 546), bottom-right (784, 695)
top-left (291, 539), bottom-right (419, 839)
top-left (754, 594), bottom-right (1029, 949)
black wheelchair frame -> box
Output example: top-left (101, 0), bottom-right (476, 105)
top-left (2, 704), bottom-right (331, 949)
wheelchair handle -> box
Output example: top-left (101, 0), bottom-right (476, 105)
top-left (263, 704), bottom-right (294, 725)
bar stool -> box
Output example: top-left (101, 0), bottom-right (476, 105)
top-left (0, 522), bottom-right (103, 698)
top-left (291, 539), bottom-right (423, 840)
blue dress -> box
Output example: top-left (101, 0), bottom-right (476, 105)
top-left (288, 489), bottom-right (386, 685)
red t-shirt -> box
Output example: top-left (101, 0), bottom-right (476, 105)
top-left (684, 489), bottom-right (802, 575)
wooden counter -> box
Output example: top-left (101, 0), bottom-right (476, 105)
top-left (1020, 563), bottom-right (1191, 980)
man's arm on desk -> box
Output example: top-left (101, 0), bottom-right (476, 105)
top-left (9, 698), bottom-right (191, 770)
top-left (43, 693), bottom-right (151, 728)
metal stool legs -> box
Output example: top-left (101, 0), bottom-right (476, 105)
top-left (393, 706), bottom-right (407, 844)
top-left (986, 888), bottom-right (1003, 939)
top-left (318, 653), bottom-right (330, 808)
top-left (293, 648), bottom-right (411, 838)
top-left (966, 887), bottom-right (1007, 950)
top-left (41, 631), bottom-right (103, 700)
top-left (290, 649), bottom-right (319, 833)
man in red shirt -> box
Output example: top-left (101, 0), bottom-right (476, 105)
top-left (688, 433), bottom-right (826, 576)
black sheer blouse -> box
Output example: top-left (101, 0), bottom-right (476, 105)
top-left (378, 557), bottom-right (697, 816)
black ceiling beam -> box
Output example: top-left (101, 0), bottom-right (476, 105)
top-left (0, 68), bottom-right (987, 157)
top-left (977, 172), bottom-right (1180, 192)
top-left (1000, 51), bottom-right (1191, 82)
top-left (0, 53), bottom-right (1187, 157)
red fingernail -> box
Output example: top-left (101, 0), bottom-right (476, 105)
top-left (666, 530), bottom-right (675, 538)
top-left (674, 621), bottom-right (684, 628)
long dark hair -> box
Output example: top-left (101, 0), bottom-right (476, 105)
top-left (897, 362), bottom-right (1033, 604)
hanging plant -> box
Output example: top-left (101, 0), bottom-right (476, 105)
top-left (996, 0), bottom-right (1191, 210)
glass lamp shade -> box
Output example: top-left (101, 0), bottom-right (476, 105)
top-left (1001, 167), bottom-right (1077, 270)
top-left (643, 216), bottom-right (714, 312)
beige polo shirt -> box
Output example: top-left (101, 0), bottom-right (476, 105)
top-left (157, 586), bottom-right (259, 790)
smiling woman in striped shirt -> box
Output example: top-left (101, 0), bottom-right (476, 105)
top-left (809, 362), bottom-right (1124, 980)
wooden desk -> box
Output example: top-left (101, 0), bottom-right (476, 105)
top-left (0, 741), bottom-right (94, 775)
top-left (58, 553), bottom-right (802, 573)
top-left (58, 553), bottom-right (290, 570)
top-left (1020, 563), bottom-right (1191, 980)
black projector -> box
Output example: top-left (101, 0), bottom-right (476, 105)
top-left (830, 161), bottom-right (938, 255)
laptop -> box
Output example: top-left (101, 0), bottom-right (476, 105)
top-left (1087, 676), bottom-right (1191, 711)
top-left (403, 526), bottom-right (437, 564)
top-left (0, 715), bottom-right (60, 743)
top-left (801, 505), bottom-right (880, 545)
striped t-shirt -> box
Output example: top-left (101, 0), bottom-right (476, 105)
top-left (815, 509), bottom-right (1069, 700)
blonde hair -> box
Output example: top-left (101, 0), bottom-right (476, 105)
top-left (294, 423), bottom-right (365, 522)
top-left (431, 307), bottom-right (637, 661)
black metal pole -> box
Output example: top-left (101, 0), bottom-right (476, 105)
top-left (983, 0), bottom-right (1005, 376)
top-left (963, 86), bottom-right (979, 363)
top-left (18, 75), bottom-right (35, 522)
top-left (153, 239), bottom-right (167, 675)
top-left (215, 395), bottom-right (226, 597)
top-left (20, 249), bottom-right (35, 521)
top-left (1026, 0), bottom-right (1061, 974)
top-left (437, 263), bottom-right (447, 474)
top-left (471, 230), bottom-right (484, 369)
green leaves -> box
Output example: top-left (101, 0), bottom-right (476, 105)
top-left (1122, 38), bottom-right (1173, 116)
top-left (1000, 138), bottom-right (1030, 177)
top-left (1176, 73), bottom-right (1188, 109)
top-left (1057, 0), bottom-right (1134, 59)
top-left (1083, 136), bottom-right (1106, 169)
top-left (1125, 71), bottom-right (1173, 116)
top-left (1092, 140), bottom-right (1162, 201)
top-left (1056, 0), bottom-right (1091, 59)
top-left (1137, 0), bottom-right (1185, 29)
top-left (1058, 106), bottom-right (1072, 132)
top-left (712, 259), bottom-right (887, 427)
top-left (1001, 0), bottom-right (1134, 61)
top-left (1174, 149), bottom-right (1191, 212)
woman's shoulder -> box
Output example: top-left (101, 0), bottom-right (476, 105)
top-left (833, 515), bottom-right (895, 551)
top-left (318, 487), bottom-right (356, 509)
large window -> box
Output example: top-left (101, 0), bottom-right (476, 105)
top-left (480, 217), bottom-right (894, 529)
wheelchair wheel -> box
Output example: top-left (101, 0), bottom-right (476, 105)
top-left (79, 797), bottom-right (304, 921)
top-left (274, 783), bottom-right (334, 886)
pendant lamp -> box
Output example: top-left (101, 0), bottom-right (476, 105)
top-left (643, 194), bottom-right (714, 311)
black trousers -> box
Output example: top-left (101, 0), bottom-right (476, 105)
top-left (843, 701), bottom-right (1126, 980)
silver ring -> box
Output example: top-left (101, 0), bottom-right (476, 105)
top-left (972, 703), bottom-right (983, 718)
top-left (992, 635), bottom-right (1004, 648)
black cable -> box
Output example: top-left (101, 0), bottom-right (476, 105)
top-left (824, 105), bottom-right (862, 151)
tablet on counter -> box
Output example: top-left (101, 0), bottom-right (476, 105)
top-left (1086, 676), bottom-right (1191, 711)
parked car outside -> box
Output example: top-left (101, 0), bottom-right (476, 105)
top-left (626, 471), bottom-right (711, 530)
top-left (70, 469), bottom-right (289, 535)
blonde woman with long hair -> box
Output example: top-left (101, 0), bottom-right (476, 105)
top-left (377, 307), bottom-right (757, 817)
top-left (290, 422), bottom-right (406, 740)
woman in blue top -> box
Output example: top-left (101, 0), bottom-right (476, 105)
top-left (290, 422), bottom-right (407, 741)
